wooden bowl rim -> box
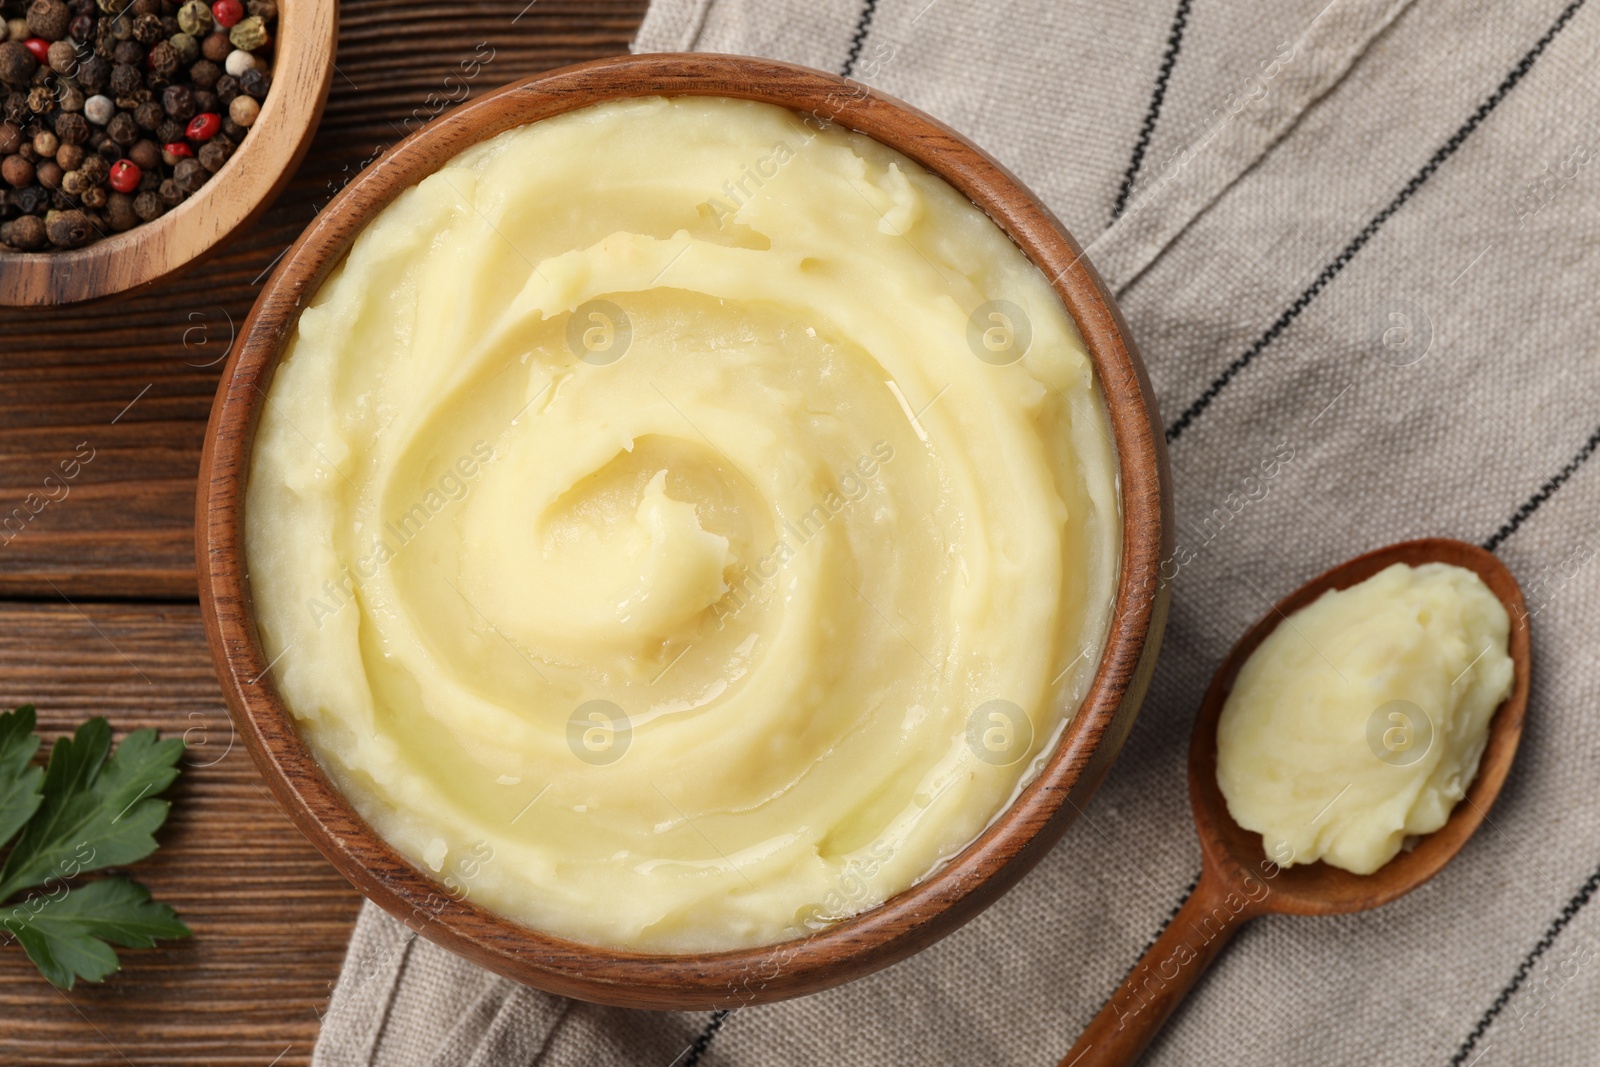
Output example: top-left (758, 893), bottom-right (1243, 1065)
top-left (197, 52), bottom-right (1173, 1008)
top-left (1187, 537), bottom-right (1531, 915)
top-left (0, 0), bottom-right (336, 306)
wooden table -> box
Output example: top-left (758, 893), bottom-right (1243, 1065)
top-left (0, 3), bottom-right (645, 1061)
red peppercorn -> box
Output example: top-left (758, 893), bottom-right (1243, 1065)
top-left (211, 0), bottom-right (243, 28)
top-left (22, 38), bottom-right (50, 64)
top-left (163, 141), bottom-right (194, 157)
top-left (108, 158), bottom-right (142, 193)
top-left (185, 112), bottom-right (221, 141)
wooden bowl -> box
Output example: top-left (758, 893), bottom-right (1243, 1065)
top-left (0, 0), bottom-right (336, 306)
top-left (196, 53), bottom-right (1174, 1009)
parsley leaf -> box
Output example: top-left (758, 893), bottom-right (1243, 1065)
top-left (0, 706), bottom-right (44, 850)
top-left (1, 878), bottom-right (189, 990)
top-left (0, 718), bottom-right (184, 902)
top-left (0, 710), bottom-right (189, 989)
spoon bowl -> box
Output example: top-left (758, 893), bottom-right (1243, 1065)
top-left (1062, 537), bottom-right (1530, 1065)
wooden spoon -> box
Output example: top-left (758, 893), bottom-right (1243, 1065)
top-left (1060, 537), bottom-right (1531, 1066)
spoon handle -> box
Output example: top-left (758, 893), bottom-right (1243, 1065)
top-left (1059, 868), bottom-right (1259, 1066)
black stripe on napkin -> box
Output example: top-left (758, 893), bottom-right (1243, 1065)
top-left (840, 0), bottom-right (880, 78)
top-left (681, 1008), bottom-right (731, 1067)
top-left (1483, 422), bottom-right (1600, 552)
top-left (1449, 861), bottom-right (1600, 1065)
top-left (1112, 0), bottom-right (1193, 220)
top-left (1164, 0), bottom-right (1590, 445)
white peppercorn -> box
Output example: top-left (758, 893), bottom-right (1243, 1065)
top-left (223, 47), bottom-right (255, 76)
top-left (83, 93), bottom-right (114, 124)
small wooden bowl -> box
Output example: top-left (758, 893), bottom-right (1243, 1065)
top-left (196, 53), bottom-right (1174, 1009)
top-left (0, 0), bottom-right (336, 306)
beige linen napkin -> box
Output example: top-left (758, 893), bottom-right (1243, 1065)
top-left (313, 0), bottom-right (1600, 1063)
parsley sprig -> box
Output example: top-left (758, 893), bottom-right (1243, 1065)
top-left (0, 705), bottom-right (190, 989)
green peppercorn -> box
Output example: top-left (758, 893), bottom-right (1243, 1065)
top-left (176, 0), bottom-right (209, 35)
top-left (168, 30), bottom-right (198, 65)
top-left (228, 14), bottom-right (265, 51)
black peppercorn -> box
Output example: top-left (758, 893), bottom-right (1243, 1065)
top-left (191, 87), bottom-right (217, 114)
top-left (108, 62), bottom-right (140, 97)
top-left (77, 54), bottom-right (108, 92)
top-left (172, 153), bottom-right (203, 192)
top-left (78, 152), bottom-right (107, 183)
top-left (68, 10), bottom-right (92, 38)
top-left (196, 136), bottom-right (228, 172)
top-left (112, 39), bottom-right (144, 65)
top-left (136, 165), bottom-right (155, 190)
top-left (214, 72), bottom-right (237, 105)
top-left (25, 84), bottom-right (52, 113)
top-left (3, 92), bottom-right (27, 124)
top-left (146, 38), bottom-right (177, 80)
top-left (157, 175), bottom-right (180, 204)
top-left (132, 98), bottom-right (162, 129)
top-left (132, 186), bottom-right (160, 219)
top-left (104, 109), bottom-right (136, 145)
top-left (125, 132), bottom-right (158, 165)
top-left (94, 137), bottom-right (121, 161)
top-left (0, 122), bottom-right (18, 154)
top-left (238, 65), bottom-right (267, 100)
top-left (161, 81), bottom-right (192, 119)
top-left (26, 0), bottom-right (71, 42)
top-left (130, 0), bottom-right (159, 14)
top-left (0, 42), bottom-right (39, 88)
top-left (188, 58), bottom-right (218, 89)
top-left (153, 116), bottom-right (180, 142)
top-left (221, 115), bottom-right (244, 139)
top-left (106, 186), bottom-right (136, 229)
top-left (245, 0), bottom-right (274, 18)
top-left (160, 14), bottom-right (178, 37)
top-left (44, 206), bottom-right (91, 246)
top-left (111, 14), bottom-right (134, 41)
top-left (14, 183), bottom-right (50, 214)
top-left (54, 110), bottom-right (88, 144)
top-left (131, 11), bottom-right (161, 43)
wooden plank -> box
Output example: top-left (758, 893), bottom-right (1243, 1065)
top-left (0, 601), bottom-right (362, 1066)
top-left (0, 0), bottom-right (647, 600)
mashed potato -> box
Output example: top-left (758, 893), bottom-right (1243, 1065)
top-left (1217, 562), bottom-right (1513, 875)
top-left (244, 97), bottom-right (1120, 950)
